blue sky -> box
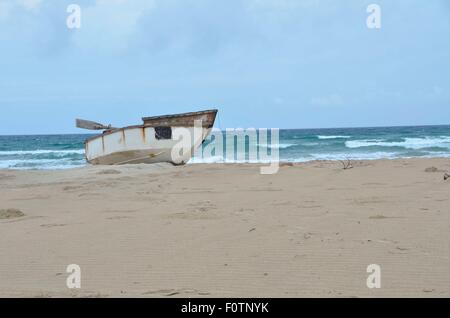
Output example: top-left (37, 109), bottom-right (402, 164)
top-left (0, 0), bottom-right (449, 135)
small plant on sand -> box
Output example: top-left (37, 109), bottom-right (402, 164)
top-left (444, 173), bottom-right (449, 181)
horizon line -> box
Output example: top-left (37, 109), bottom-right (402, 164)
top-left (1, 123), bottom-right (450, 137)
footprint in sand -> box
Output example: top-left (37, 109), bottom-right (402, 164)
top-left (424, 166), bottom-right (442, 173)
top-left (97, 169), bottom-right (121, 175)
top-left (167, 202), bottom-right (218, 220)
top-left (63, 186), bottom-right (83, 192)
top-left (106, 216), bottom-right (133, 220)
top-left (0, 174), bottom-right (15, 181)
top-left (188, 200), bottom-right (217, 212)
top-left (0, 209), bottom-right (25, 219)
top-left (40, 223), bottom-right (67, 228)
top-left (369, 215), bottom-right (389, 220)
top-left (78, 193), bottom-right (102, 197)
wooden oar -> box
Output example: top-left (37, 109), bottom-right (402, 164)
top-left (76, 119), bottom-right (115, 130)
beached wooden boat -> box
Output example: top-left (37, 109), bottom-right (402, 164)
top-left (76, 109), bottom-right (218, 165)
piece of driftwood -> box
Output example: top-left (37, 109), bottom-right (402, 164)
top-left (340, 159), bottom-right (353, 170)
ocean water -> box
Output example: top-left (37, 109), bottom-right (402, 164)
top-left (1, 126), bottom-right (450, 169)
top-left (0, 134), bottom-right (91, 170)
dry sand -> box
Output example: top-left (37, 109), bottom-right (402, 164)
top-left (0, 158), bottom-right (449, 298)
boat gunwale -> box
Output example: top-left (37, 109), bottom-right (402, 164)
top-left (84, 109), bottom-right (218, 144)
top-left (142, 109), bottom-right (218, 122)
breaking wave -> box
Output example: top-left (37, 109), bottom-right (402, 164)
top-left (0, 149), bottom-right (85, 156)
top-left (317, 135), bottom-right (351, 140)
top-left (1, 128), bottom-right (450, 169)
top-left (257, 143), bottom-right (296, 149)
top-left (345, 136), bottom-right (450, 150)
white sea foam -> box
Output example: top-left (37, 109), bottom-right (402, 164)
top-left (188, 155), bottom-right (226, 164)
top-left (0, 158), bottom-right (86, 170)
top-left (0, 149), bottom-right (85, 156)
top-left (345, 136), bottom-right (450, 150)
top-left (303, 152), bottom-right (400, 161)
top-left (317, 135), bottom-right (351, 140)
top-left (188, 151), bottom-right (406, 164)
top-left (258, 143), bottom-right (296, 149)
top-left (189, 155), bottom-right (281, 164)
top-left (0, 148), bottom-right (86, 169)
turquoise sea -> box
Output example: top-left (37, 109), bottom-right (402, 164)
top-left (1, 125), bottom-right (450, 169)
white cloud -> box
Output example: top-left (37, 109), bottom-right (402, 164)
top-left (19, 0), bottom-right (42, 11)
top-left (311, 94), bottom-right (344, 106)
top-left (71, 0), bottom-right (156, 51)
top-left (246, 0), bottom-right (319, 11)
top-left (0, 1), bottom-right (13, 20)
top-left (0, 0), bottom-right (41, 21)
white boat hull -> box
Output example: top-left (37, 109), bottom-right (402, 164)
top-left (85, 126), bottom-right (212, 165)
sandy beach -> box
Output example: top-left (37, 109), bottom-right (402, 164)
top-left (0, 158), bottom-right (449, 298)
